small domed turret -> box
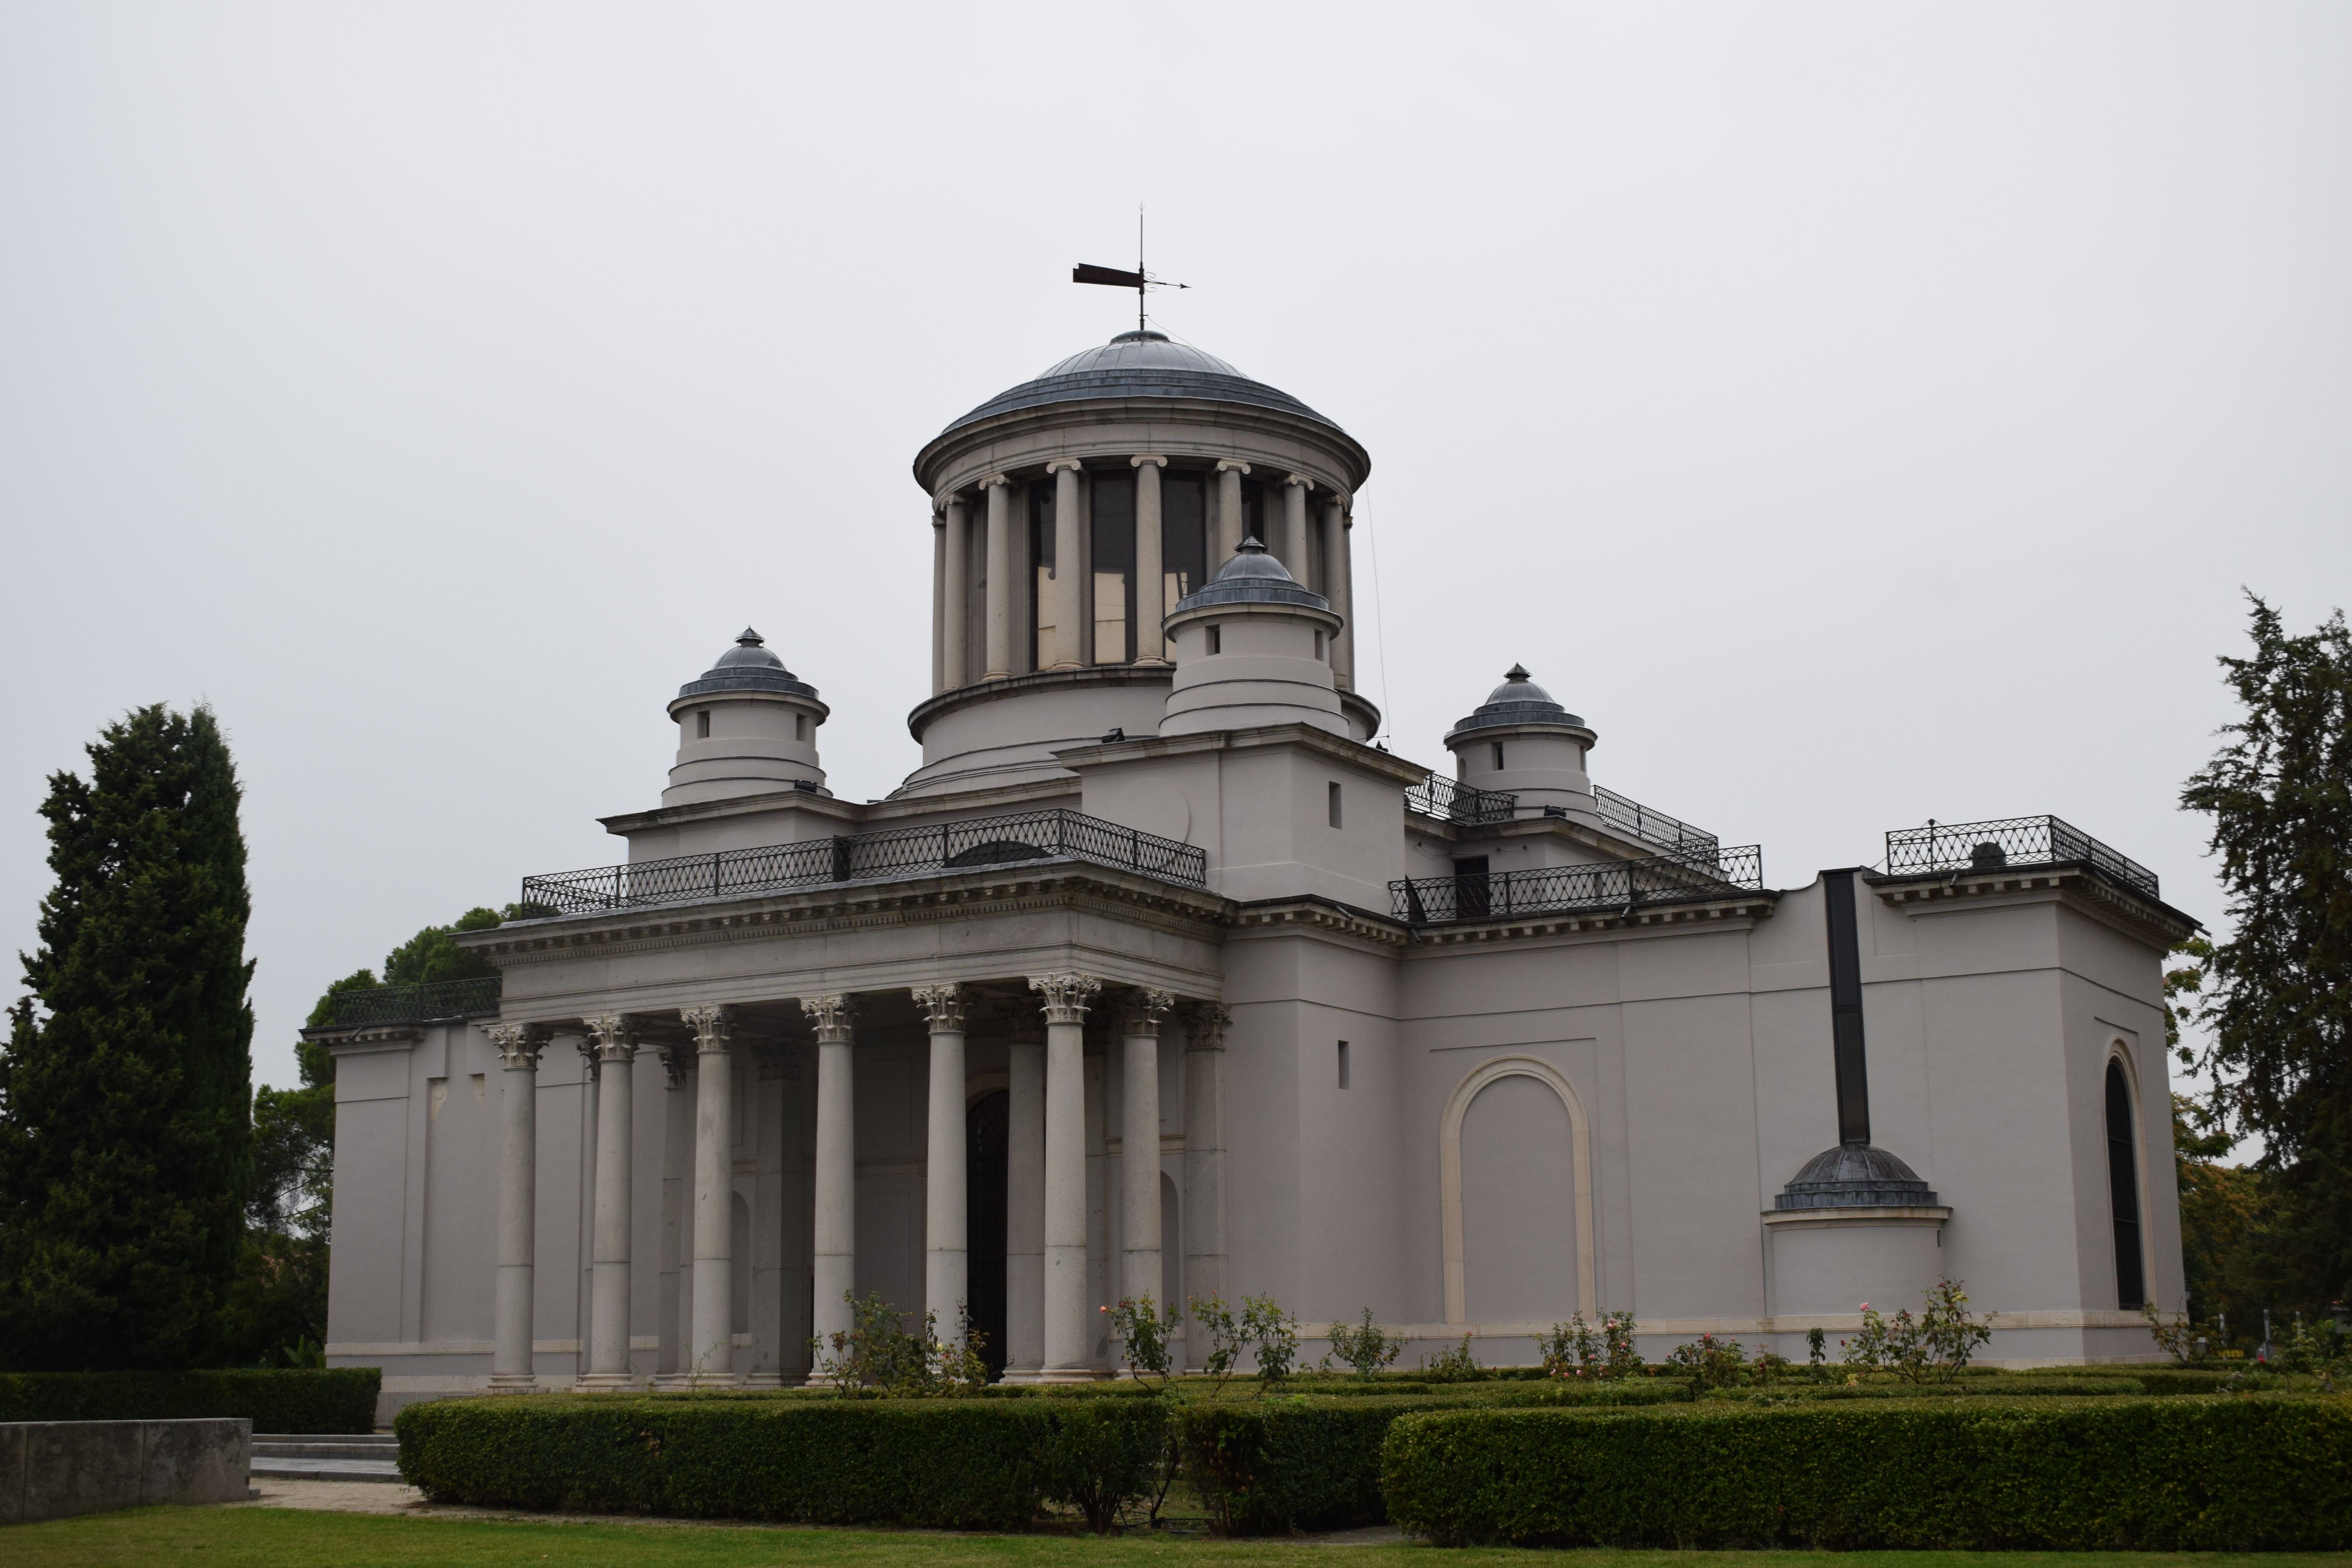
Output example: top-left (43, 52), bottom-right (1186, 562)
top-left (663, 629), bottom-right (831, 806)
top-left (1160, 539), bottom-right (1348, 739)
top-left (1443, 665), bottom-right (1597, 813)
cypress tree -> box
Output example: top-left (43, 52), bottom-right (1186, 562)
top-left (0, 704), bottom-right (255, 1369)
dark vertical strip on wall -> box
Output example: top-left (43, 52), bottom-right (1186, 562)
top-left (2104, 1061), bottom-right (2145, 1309)
top-left (1824, 869), bottom-right (1872, 1147)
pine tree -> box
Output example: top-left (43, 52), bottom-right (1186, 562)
top-left (0, 704), bottom-right (255, 1369)
top-left (2181, 597), bottom-right (2352, 1310)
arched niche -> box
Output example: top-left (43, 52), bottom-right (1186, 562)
top-left (1439, 1055), bottom-right (1598, 1326)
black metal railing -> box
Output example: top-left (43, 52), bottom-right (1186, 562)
top-left (1883, 815), bottom-right (2159, 900)
top-left (332, 976), bottom-right (503, 1027)
top-left (1391, 845), bottom-right (1765, 925)
top-left (1405, 773), bottom-right (1518, 825)
top-left (521, 808), bottom-right (1209, 916)
top-left (1593, 786), bottom-right (1720, 859)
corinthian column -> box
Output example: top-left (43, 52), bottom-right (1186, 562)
top-left (1121, 991), bottom-right (1174, 1310)
top-left (580, 1015), bottom-right (639, 1389)
top-left (1029, 971), bottom-right (1100, 1380)
top-left (656, 1043), bottom-right (693, 1381)
top-left (747, 1045), bottom-right (794, 1387)
top-left (1326, 498), bottom-right (1354, 690)
top-left (490, 1023), bottom-right (547, 1392)
top-left (982, 476), bottom-right (1013, 680)
top-left (804, 994), bottom-right (858, 1370)
top-left (1215, 460), bottom-right (1251, 562)
top-left (1182, 1004), bottom-right (1230, 1367)
top-left (1132, 456), bottom-right (1167, 663)
top-left (1046, 459), bottom-right (1085, 670)
top-left (682, 1004), bottom-right (737, 1385)
top-left (1280, 473), bottom-right (1314, 579)
top-left (912, 983), bottom-right (972, 1341)
top-left (941, 491), bottom-right (970, 690)
top-left (1004, 1003), bottom-right (1046, 1381)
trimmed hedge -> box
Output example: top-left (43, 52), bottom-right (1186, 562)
top-left (394, 1392), bottom-right (1168, 1528)
top-left (1706, 1377), bottom-right (2142, 1402)
top-left (0, 1367), bottom-right (379, 1432)
top-left (1174, 1381), bottom-right (1687, 1535)
top-left (1383, 1394), bottom-right (2352, 1550)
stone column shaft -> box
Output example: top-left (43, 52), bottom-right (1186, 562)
top-left (1031, 972), bottom-right (1100, 1379)
top-left (1182, 1005), bottom-right (1230, 1368)
top-left (1122, 993), bottom-right (1173, 1311)
top-left (748, 1049), bottom-right (791, 1386)
top-left (915, 984), bottom-right (971, 1339)
top-left (1215, 461), bottom-right (1250, 562)
top-left (930, 512), bottom-right (947, 694)
top-left (583, 1018), bottom-right (638, 1387)
top-left (982, 478), bottom-right (1013, 680)
top-left (1005, 1033), bottom-right (1046, 1378)
top-left (942, 494), bottom-right (970, 690)
top-left (1048, 461), bottom-right (1084, 670)
top-left (806, 995), bottom-right (858, 1370)
top-left (685, 1005), bottom-right (737, 1385)
top-left (490, 1025), bottom-right (545, 1390)
top-left (1132, 456), bottom-right (1166, 662)
top-left (1325, 499), bottom-right (1353, 690)
top-left (657, 1047), bottom-right (693, 1377)
top-left (1281, 474), bottom-right (1313, 579)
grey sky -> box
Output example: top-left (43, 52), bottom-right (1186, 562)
top-left (3, 4), bottom-right (2345, 1123)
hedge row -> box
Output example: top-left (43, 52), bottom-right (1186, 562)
top-left (0, 1368), bottom-right (379, 1432)
top-left (1706, 1376), bottom-right (2143, 1402)
top-left (394, 1393), bottom-right (1167, 1528)
top-left (1173, 1381), bottom-right (1689, 1534)
top-left (1382, 1395), bottom-right (2352, 1550)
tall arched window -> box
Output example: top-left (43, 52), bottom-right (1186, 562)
top-left (2104, 1059), bottom-right (2145, 1310)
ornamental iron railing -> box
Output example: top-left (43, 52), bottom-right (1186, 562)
top-left (1391, 845), bottom-right (1765, 926)
top-left (521, 808), bottom-right (1209, 916)
top-left (331, 976), bottom-right (503, 1027)
top-left (1883, 815), bottom-right (2159, 900)
top-left (1405, 773), bottom-right (1517, 825)
top-left (1593, 786), bottom-right (1720, 860)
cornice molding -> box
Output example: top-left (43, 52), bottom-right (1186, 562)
top-left (1054, 719), bottom-right (1432, 788)
top-left (1399, 893), bottom-right (1778, 951)
top-left (1868, 866), bottom-right (2198, 950)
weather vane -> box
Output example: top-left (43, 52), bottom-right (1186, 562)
top-left (1073, 205), bottom-right (1188, 334)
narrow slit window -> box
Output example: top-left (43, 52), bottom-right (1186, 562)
top-left (1314, 629), bottom-right (1326, 660)
top-left (1206, 624), bottom-right (1221, 656)
top-left (1492, 741), bottom-right (1506, 770)
top-left (2105, 1060), bottom-right (2145, 1310)
top-left (696, 710), bottom-right (711, 739)
top-left (795, 713), bottom-right (808, 741)
top-left (1328, 781), bottom-right (1343, 829)
top-left (1337, 1040), bottom-right (1350, 1090)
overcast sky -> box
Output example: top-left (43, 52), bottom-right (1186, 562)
top-left (3, 5), bottom-right (2345, 1128)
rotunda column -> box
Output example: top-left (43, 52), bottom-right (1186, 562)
top-left (1030, 971), bottom-right (1100, 1379)
top-left (1281, 473), bottom-right (1314, 579)
top-left (804, 995), bottom-right (859, 1375)
top-left (1132, 456), bottom-right (1167, 663)
top-left (1121, 991), bottom-right (1174, 1310)
top-left (489, 1023), bottom-right (548, 1392)
top-left (1325, 497), bottom-right (1354, 690)
top-left (941, 492), bottom-right (971, 690)
top-left (1215, 460), bottom-right (1251, 561)
top-left (981, 475), bottom-right (1014, 680)
top-left (913, 983), bottom-right (972, 1342)
top-left (684, 1004), bottom-right (739, 1386)
top-left (581, 1014), bottom-right (639, 1389)
top-left (1046, 459), bottom-right (1085, 670)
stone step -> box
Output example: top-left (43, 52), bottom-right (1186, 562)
top-left (250, 1456), bottom-right (406, 1483)
top-left (254, 1441), bottom-right (394, 1460)
top-left (253, 1433), bottom-right (397, 1445)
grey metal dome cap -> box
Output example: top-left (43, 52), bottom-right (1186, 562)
top-left (1773, 1143), bottom-right (1941, 1210)
top-left (1446, 664), bottom-right (1586, 741)
top-left (1170, 537), bottom-right (1332, 614)
top-left (943, 329), bottom-right (1342, 436)
top-left (677, 628), bottom-right (819, 700)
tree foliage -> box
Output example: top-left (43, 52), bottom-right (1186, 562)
top-left (2181, 597), bottom-right (2352, 1310)
top-left (0, 705), bottom-right (254, 1370)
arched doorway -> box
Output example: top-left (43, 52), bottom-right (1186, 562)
top-left (966, 1089), bottom-right (1010, 1378)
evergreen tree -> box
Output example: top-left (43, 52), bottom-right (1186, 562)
top-left (0, 705), bottom-right (255, 1369)
top-left (2181, 597), bottom-right (2352, 1310)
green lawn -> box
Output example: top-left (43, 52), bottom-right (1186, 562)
top-left (5, 1508), bottom-right (2351, 1568)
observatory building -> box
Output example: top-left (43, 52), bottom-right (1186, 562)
top-left (314, 327), bottom-right (2195, 1414)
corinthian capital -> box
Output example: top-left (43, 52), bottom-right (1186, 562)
top-left (681, 1004), bottom-right (733, 1053)
top-left (910, 982), bottom-right (972, 1033)
top-left (1027, 971), bottom-right (1101, 1025)
top-left (1121, 989), bottom-right (1177, 1038)
top-left (659, 1041), bottom-right (694, 1088)
top-left (581, 1013), bottom-right (639, 1066)
top-left (1184, 1002), bottom-right (1231, 1052)
top-left (490, 1022), bottom-right (548, 1070)
top-left (800, 994), bottom-right (856, 1043)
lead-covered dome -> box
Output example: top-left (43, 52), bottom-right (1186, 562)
top-left (1171, 537), bottom-right (1331, 613)
top-left (1774, 1144), bottom-right (1941, 1210)
top-left (1445, 665), bottom-right (1586, 742)
top-left (677, 629), bottom-right (819, 700)
top-left (942, 329), bottom-right (1340, 436)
